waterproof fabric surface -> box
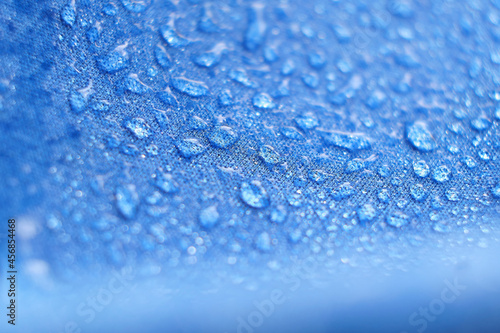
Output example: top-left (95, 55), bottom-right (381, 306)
top-left (1, 0), bottom-right (500, 332)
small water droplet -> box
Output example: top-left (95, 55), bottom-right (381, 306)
top-left (253, 93), bottom-right (275, 109)
top-left (116, 185), bottom-right (139, 219)
top-left (208, 126), bottom-right (238, 148)
top-left (255, 232), bottom-right (272, 252)
top-left (124, 117), bottom-right (151, 139)
top-left (432, 165), bottom-right (451, 183)
top-left (357, 204), bottom-right (377, 223)
top-left (61, 1), bottom-right (76, 27)
top-left (154, 173), bottom-right (179, 194)
top-left (258, 145), bottom-right (281, 165)
top-left (199, 205), bottom-right (219, 229)
top-left (413, 160), bottom-right (430, 177)
top-left (295, 113), bottom-right (319, 131)
top-left (270, 205), bottom-right (287, 223)
top-left (171, 77), bottom-right (209, 97)
top-left (406, 122), bottom-right (436, 152)
top-left (160, 21), bottom-right (190, 48)
top-left (386, 211), bottom-right (409, 228)
top-left (330, 182), bottom-right (355, 200)
top-left (176, 138), bottom-right (207, 158)
top-left (97, 51), bottom-right (129, 73)
top-left (320, 131), bottom-right (372, 151)
top-left (240, 181), bottom-right (270, 208)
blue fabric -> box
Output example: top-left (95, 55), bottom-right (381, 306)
top-left (1, 0), bottom-right (500, 332)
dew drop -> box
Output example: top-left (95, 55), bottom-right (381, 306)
top-left (208, 126), bottom-right (238, 148)
top-left (256, 232), bottom-right (271, 252)
top-left (124, 118), bottom-right (151, 139)
top-left (97, 51), bottom-right (129, 73)
top-left (320, 131), bottom-right (372, 151)
top-left (240, 181), bottom-right (270, 209)
top-left (295, 113), bottom-right (319, 131)
top-left (176, 138), bottom-right (207, 158)
top-left (116, 185), bottom-right (139, 219)
top-left (61, 1), bottom-right (76, 27)
top-left (413, 160), bottom-right (430, 177)
top-left (171, 77), bottom-right (209, 97)
top-left (154, 173), bottom-right (179, 194)
top-left (386, 211), bottom-right (409, 228)
top-left (253, 93), bottom-right (275, 109)
top-left (258, 145), bottom-right (281, 165)
top-left (199, 205), bottom-right (219, 229)
top-left (357, 204), bottom-right (377, 223)
top-left (406, 122), bottom-right (437, 152)
top-left (432, 165), bottom-right (451, 183)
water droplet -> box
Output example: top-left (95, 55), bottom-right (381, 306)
top-left (433, 221), bottom-right (451, 233)
top-left (70, 90), bottom-right (87, 113)
top-left (219, 90), bottom-right (234, 106)
top-left (61, 1), bottom-right (76, 27)
top-left (492, 184), bottom-right (500, 198)
top-left (365, 90), bottom-right (387, 109)
top-left (120, 0), bottom-right (148, 13)
top-left (308, 51), bottom-right (326, 69)
top-left (124, 118), bottom-right (151, 139)
top-left (255, 232), bottom-right (271, 252)
top-left (103, 3), bottom-right (117, 16)
top-left (258, 145), bottom-right (281, 165)
top-left (171, 77), bottom-right (209, 97)
top-left (387, 0), bottom-right (414, 19)
top-left (264, 46), bottom-right (279, 63)
top-left (295, 113), bottom-right (319, 131)
top-left (287, 193), bottom-right (304, 207)
top-left (155, 44), bottom-right (172, 68)
top-left (406, 122), bottom-right (437, 152)
top-left (229, 69), bottom-right (258, 88)
top-left (302, 73), bottom-right (319, 89)
top-left (330, 182), bottom-right (355, 200)
top-left (281, 59), bottom-right (295, 76)
top-left (270, 205), bottom-right (287, 223)
top-left (357, 204), bottom-right (377, 223)
top-left (413, 160), bottom-right (430, 177)
top-left (345, 159), bottom-right (365, 174)
top-left (463, 156), bottom-right (477, 169)
top-left (253, 93), bottom-right (275, 109)
top-left (154, 173), bottom-right (179, 194)
top-left (116, 185), bottom-right (139, 219)
top-left (410, 184), bottom-right (427, 202)
top-left (432, 165), bottom-right (451, 183)
top-left (97, 51), bottom-right (129, 73)
top-left (244, 5), bottom-right (266, 51)
top-left (208, 126), bottom-right (238, 148)
top-left (280, 127), bottom-right (304, 140)
top-left (160, 21), bottom-right (190, 48)
top-left (320, 131), bottom-right (372, 151)
top-left (199, 205), bottom-right (219, 229)
top-left (331, 24), bottom-right (352, 43)
top-left (471, 117), bottom-right (491, 131)
top-left (478, 148), bottom-right (490, 161)
top-left (240, 181), bottom-right (270, 209)
top-left (386, 211), bottom-right (409, 228)
top-left (189, 116), bottom-right (209, 130)
top-left (176, 138), bottom-right (207, 158)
